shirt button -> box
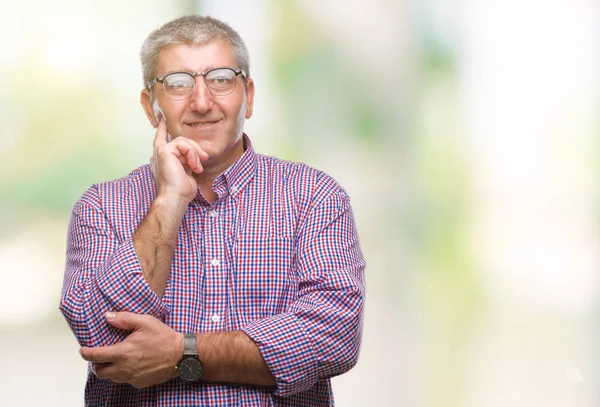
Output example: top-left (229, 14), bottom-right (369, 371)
top-left (209, 210), bottom-right (218, 218)
top-left (211, 314), bottom-right (220, 323)
top-left (230, 185), bottom-right (238, 194)
top-left (211, 258), bottom-right (220, 266)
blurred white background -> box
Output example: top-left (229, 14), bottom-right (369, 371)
top-left (0, 0), bottom-right (597, 406)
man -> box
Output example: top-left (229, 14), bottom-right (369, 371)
top-left (60, 15), bottom-right (365, 407)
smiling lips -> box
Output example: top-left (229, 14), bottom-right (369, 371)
top-left (187, 119), bottom-right (221, 127)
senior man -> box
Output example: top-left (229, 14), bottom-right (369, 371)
top-left (60, 15), bottom-right (365, 407)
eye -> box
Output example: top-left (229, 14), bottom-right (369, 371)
top-left (164, 73), bottom-right (194, 88)
top-left (206, 69), bottom-right (236, 88)
top-left (170, 80), bottom-right (189, 88)
top-left (213, 77), bottom-right (230, 84)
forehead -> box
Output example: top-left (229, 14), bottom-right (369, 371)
top-left (156, 41), bottom-right (236, 75)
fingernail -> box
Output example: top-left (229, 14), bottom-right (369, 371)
top-left (105, 311), bottom-right (116, 321)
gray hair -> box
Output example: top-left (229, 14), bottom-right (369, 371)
top-left (140, 16), bottom-right (250, 91)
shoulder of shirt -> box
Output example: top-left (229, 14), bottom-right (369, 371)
top-left (256, 153), bottom-right (350, 208)
top-left (74, 164), bottom-right (153, 211)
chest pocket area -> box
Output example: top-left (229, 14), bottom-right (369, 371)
top-left (232, 191), bottom-right (298, 325)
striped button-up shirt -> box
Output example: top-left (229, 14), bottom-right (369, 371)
top-left (60, 135), bottom-right (366, 406)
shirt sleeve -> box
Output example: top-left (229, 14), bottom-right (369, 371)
top-left (242, 189), bottom-right (366, 397)
top-left (59, 186), bottom-right (169, 348)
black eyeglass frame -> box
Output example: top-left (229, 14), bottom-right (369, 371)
top-left (147, 66), bottom-right (247, 98)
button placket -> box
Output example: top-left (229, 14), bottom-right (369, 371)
top-left (201, 200), bottom-right (231, 330)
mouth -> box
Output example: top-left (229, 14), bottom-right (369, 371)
top-left (186, 119), bottom-right (221, 129)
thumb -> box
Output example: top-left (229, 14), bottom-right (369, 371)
top-left (105, 311), bottom-right (143, 331)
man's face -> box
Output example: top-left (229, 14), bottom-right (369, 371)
top-left (142, 41), bottom-right (254, 171)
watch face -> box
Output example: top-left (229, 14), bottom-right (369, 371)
top-left (178, 357), bottom-right (204, 382)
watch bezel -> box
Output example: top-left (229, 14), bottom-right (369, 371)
top-left (177, 355), bottom-right (204, 382)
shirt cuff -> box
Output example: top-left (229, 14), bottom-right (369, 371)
top-left (95, 239), bottom-right (169, 318)
top-left (242, 313), bottom-right (318, 398)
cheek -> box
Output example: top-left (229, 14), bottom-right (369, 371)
top-left (237, 101), bottom-right (247, 121)
top-left (165, 107), bottom-right (186, 128)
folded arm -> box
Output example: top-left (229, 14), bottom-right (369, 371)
top-left (78, 188), bottom-right (365, 395)
top-left (241, 190), bottom-right (366, 397)
top-left (59, 187), bottom-right (175, 347)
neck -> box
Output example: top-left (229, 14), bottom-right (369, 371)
top-left (193, 138), bottom-right (246, 203)
top-left (195, 178), bottom-right (219, 203)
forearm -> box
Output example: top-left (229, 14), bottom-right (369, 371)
top-left (133, 195), bottom-right (188, 297)
top-left (60, 278), bottom-right (128, 347)
top-left (61, 241), bottom-right (171, 347)
top-left (196, 331), bottom-right (276, 387)
top-left (242, 285), bottom-right (364, 396)
top-left (61, 197), bottom-right (170, 347)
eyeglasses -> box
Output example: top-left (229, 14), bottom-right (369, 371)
top-left (148, 67), bottom-right (247, 100)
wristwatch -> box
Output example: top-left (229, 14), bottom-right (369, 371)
top-left (176, 334), bottom-right (204, 382)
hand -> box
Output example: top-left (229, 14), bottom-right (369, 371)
top-left (80, 312), bottom-right (184, 389)
top-left (150, 118), bottom-right (209, 204)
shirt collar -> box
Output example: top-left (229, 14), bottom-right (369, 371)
top-left (211, 133), bottom-right (257, 200)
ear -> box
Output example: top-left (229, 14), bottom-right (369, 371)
top-left (244, 78), bottom-right (255, 119)
top-left (141, 89), bottom-right (159, 128)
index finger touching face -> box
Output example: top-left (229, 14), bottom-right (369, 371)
top-left (153, 116), bottom-right (169, 149)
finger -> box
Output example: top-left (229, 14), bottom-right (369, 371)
top-left (182, 138), bottom-right (209, 161)
top-left (178, 157), bottom-right (198, 175)
top-left (170, 140), bottom-right (203, 173)
top-left (152, 117), bottom-right (169, 150)
top-left (91, 362), bottom-right (112, 379)
top-left (171, 137), bottom-right (208, 162)
top-left (185, 148), bottom-right (202, 174)
top-left (105, 311), bottom-right (146, 331)
top-left (80, 344), bottom-right (123, 364)
top-left (92, 363), bottom-right (124, 382)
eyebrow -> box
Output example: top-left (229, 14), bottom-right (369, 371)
top-left (164, 65), bottom-right (228, 74)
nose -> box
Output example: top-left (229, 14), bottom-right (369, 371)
top-left (188, 77), bottom-right (214, 114)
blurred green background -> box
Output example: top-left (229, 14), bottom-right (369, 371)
top-left (0, 0), bottom-right (598, 406)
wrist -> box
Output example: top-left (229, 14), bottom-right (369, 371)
top-left (171, 332), bottom-right (185, 380)
top-left (152, 193), bottom-right (190, 218)
top-left (175, 332), bottom-right (185, 362)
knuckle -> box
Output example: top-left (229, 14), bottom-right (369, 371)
top-left (131, 381), bottom-right (145, 390)
top-left (175, 138), bottom-right (191, 148)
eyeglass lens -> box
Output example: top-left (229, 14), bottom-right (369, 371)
top-left (162, 68), bottom-right (238, 99)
